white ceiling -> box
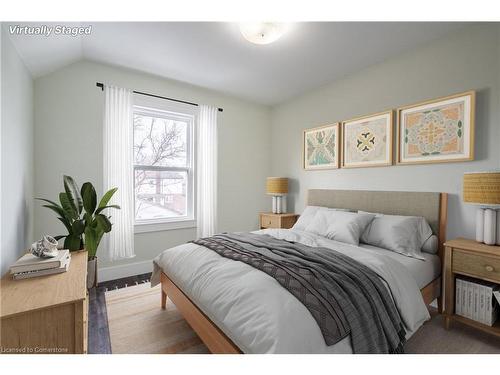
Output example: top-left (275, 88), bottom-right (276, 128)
top-left (5, 22), bottom-right (469, 105)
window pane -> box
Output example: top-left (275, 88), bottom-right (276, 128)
top-left (134, 113), bottom-right (188, 167)
top-left (135, 169), bottom-right (188, 220)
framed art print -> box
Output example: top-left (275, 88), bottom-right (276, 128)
top-left (397, 91), bottom-right (475, 165)
top-left (341, 110), bottom-right (393, 168)
top-left (303, 123), bottom-right (340, 170)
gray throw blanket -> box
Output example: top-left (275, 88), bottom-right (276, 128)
top-left (192, 233), bottom-right (406, 354)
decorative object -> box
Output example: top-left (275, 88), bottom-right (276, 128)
top-left (397, 91), bottom-right (475, 165)
top-left (30, 235), bottom-right (59, 258)
top-left (37, 175), bottom-right (120, 288)
top-left (239, 23), bottom-right (288, 45)
top-left (463, 171), bottom-right (500, 245)
top-left (342, 111), bottom-right (393, 168)
top-left (266, 177), bottom-right (288, 214)
top-left (303, 123), bottom-right (340, 170)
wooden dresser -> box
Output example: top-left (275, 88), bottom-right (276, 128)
top-left (1, 250), bottom-right (88, 354)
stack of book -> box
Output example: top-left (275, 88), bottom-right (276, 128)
top-left (456, 276), bottom-right (500, 326)
top-left (10, 250), bottom-right (71, 280)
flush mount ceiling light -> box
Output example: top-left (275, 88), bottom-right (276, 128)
top-left (239, 23), bottom-right (288, 45)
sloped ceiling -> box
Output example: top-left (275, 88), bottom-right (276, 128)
top-left (5, 22), bottom-right (469, 105)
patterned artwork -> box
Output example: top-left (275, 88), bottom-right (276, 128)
top-left (398, 92), bottom-right (474, 164)
top-left (342, 111), bottom-right (393, 168)
top-left (303, 123), bottom-right (339, 170)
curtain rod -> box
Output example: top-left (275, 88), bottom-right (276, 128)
top-left (95, 82), bottom-right (223, 112)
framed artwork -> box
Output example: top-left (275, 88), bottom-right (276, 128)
top-left (397, 91), bottom-right (475, 165)
top-left (303, 123), bottom-right (340, 170)
top-left (341, 110), bottom-right (393, 168)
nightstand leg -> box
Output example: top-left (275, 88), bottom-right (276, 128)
top-left (443, 247), bottom-right (454, 315)
top-left (437, 295), bottom-right (443, 314)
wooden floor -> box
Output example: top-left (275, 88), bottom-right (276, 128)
top-left (88, 287), bottom-right (112, 354)
top-left (95, 282), bottom-right (500, 354)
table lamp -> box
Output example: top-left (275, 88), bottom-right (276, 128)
top-left (266, 177), bottom-right (288, 214)
top-left (463, 171), bottom-right (500, 245)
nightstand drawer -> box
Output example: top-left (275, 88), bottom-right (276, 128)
top-left (453, 250), bottom-right (500, 283)
top-left (260, 215), bottom-right (279, 228)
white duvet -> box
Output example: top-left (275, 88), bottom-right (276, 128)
top-left (151, 229), bottom-right (431, 353)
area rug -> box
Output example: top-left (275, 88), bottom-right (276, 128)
top-left (105, 282), bottom-right (209, 354)
top-left (105, 282), bottom-right (500, 354)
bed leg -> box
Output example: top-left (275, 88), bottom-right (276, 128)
top-left (437, 295), bottom-right (443, 314)
top-left (161, 288), bottom-right (167, 310)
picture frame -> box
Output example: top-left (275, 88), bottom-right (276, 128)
top-left (341, 110), bottom-right (393, 168)
top-left (397, 91), bottom-right (475, 165)
top-left (303, 123), bottom-right (340, 170)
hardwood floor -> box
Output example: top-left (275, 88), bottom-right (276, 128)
top-left (88, 273), bottom-right (152, 354)
top-left (88, 287), bottom-right (111, 354)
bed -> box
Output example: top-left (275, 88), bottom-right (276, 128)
top-left (151, 189), bottom-right (448, 353)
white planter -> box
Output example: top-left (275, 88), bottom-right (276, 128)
top-left (87, 257), bottom-right (98, 289)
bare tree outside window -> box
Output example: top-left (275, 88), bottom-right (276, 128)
top-left (133, 109), bottom-right (193, 222)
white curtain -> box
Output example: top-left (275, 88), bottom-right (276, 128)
top-left (103, 85), bottom-right (135, 260)
top-left (197, 105), bottom-right (218, 238)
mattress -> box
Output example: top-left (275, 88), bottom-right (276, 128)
top-left (151, 228), bottom-right (432, 353)
top-left (359, 244), bottom-right (441, 289)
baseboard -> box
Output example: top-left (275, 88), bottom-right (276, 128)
top-left (98, 260), bottom-right (153, 282)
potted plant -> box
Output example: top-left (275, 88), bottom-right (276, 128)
top-left (37, 175), bottom-right (120, 288)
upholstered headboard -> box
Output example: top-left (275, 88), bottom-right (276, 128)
top-left (307, 189), bottom-right (448, 254)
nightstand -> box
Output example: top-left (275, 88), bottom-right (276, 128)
top-left (443, 238), bottom-right (500, 337)
top-left (259, 213), bottom-right (299, 229)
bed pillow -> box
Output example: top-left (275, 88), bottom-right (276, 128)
top-left (359, 211), bottom-right (433, 260)
top-left (421, 235), bottom-right (438, 254)
top-left (292, 206), bottom-right (354, 231)
top-left (305, 210), bottom-right (375, 246)
top-left (292, 206), bottom-right (323, 231)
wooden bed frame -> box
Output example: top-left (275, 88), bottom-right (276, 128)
top-left (160, 191), bottom-right (448, 354)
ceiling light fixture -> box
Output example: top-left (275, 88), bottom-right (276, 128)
top-left (239, 23), bottom-right (288, 45)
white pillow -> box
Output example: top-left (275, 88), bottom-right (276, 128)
top-left (292, 206), bottom-right (323, 231)
top-left (421, 235), bottom-right (438, 254)
top-left (305, 210), bottom-right (375, 246)
top-left (292, 206), bottom-right (353, 231)
top-left (359, 211), bottom-right (432, 260)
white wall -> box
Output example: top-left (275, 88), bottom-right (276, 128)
top-left (1, 30), bottom-right (34, 275)
top-left (270, 24), bottom-right (500, 241)
top-left (33, 60), bottom-right (271, 275)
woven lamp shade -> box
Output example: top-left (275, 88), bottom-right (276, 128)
top-left (266, 177), bottom-right (288, 195)
top-left (463, 172), bottom-right (500, 204)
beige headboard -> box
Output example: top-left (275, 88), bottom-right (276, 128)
top-left (307, 189), bottom-right (448, 253)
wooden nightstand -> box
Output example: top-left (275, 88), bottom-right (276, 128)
top-left (259, 213), bottom-right (299, 229)
top-left (443, 238), bottom-right (500, 337)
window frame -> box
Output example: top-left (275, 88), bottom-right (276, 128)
top-left (132, 96), bottom-right (197, 233)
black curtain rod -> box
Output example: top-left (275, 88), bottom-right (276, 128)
top-left (96, 82), bottom-right (223, 112)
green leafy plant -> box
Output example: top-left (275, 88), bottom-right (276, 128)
top-left (37, 175), bottom-right (120, 259)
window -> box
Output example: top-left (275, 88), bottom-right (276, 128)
top-left (133, 97), bottom-right (195, 231)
